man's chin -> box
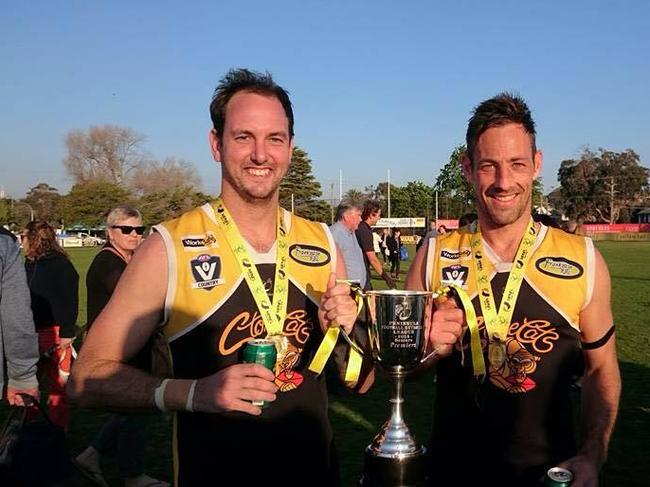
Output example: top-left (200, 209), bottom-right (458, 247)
top-left (484, 208), bottom-right (526, 227)
top-left (239, 187), bottom-right (278, 204)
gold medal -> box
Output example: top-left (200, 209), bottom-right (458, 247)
top-left (488, 340), bottom-right (506, 369)
top-left (468, 219), bottom-right (537, 377)
top-left (267, 334), bottom-right (289, 369)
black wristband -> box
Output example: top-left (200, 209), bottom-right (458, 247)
top-left (582, 325), bottom-right (615, 350)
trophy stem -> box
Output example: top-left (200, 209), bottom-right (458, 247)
top-left (361, 290), bottom-right (431, 486)
top-left (389, 373), bottom-right (406, 429)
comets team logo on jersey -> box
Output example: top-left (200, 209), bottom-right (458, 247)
top-left (288, 244), bottom-right (330, 266)
top-left (535, 257), bottom-right (583, 279)
top-left (190, 254), bottom-right (224, 290)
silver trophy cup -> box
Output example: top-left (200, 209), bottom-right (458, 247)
top-left (361, 289), bottom-right (434, 487)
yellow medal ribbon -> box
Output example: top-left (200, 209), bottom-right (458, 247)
top-left (308, 280), bottom-right (365, 387)
top-left (467, 219), bottom-right (538, 376)
top-left (213, 198), bottom-right (289, 360)
top-left (436, 284), bottom-right (484, 376)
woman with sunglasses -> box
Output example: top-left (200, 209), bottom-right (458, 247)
top-left (22, 220), bottom-right (79, 431)
top-left (74, 206), bottom-right (168, 487)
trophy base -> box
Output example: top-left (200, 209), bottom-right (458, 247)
top-left (360, 447), bottom-right (429, 487)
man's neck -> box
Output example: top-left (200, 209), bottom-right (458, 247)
top-left (220, 191), bottom-right (279, 253)
top-left (479, 215), bottom-right (533, 263)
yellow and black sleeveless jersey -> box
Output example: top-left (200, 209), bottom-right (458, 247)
top-left (424, 223), bottom-right (594, 485)
top-left (154, 203), bottom-right (340, 486)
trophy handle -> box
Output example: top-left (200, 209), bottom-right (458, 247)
top-left (334, 279), bottom-right (368, 356)
top-left (339, 329), bottom-right (364, 355)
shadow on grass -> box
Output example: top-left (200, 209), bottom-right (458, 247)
top-left (600, 360), bottom-right (650, 487)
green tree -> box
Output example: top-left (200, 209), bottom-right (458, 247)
top-left (138, 187), bottom-right (213, 225)
top-left (23, 182), bottom-right (62, 223)
top-left (390, 181), bottom-right (434, 218)
top-left (434, 145), bottom-right (475, 218)
top-left (558, 148), bottom-right (649, 222)
top-left (60, 182), bottom-right (133, 227)
top-left (342, 189), bottom-right (365, 207)
top-left (279, 147), bottom-right (331, 221)
top-left (0, 199), bottom-right (12, 225)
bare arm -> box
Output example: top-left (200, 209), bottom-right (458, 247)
top-left (560, 248), bottom-right (621, 485)
top-left (67, 234), bottom-right (169, 409)
top-left (405, 237), bottom-right (429, 291)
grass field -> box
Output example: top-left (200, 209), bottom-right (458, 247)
top-left (2, 242), bottom-right (649, 486)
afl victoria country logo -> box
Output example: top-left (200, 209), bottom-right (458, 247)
top-left (289, 244), bottom-right (331, 266)
top-left (535, 257), bottom-right (583, 279)
top-left (190, 254), bottom-right (224, 290)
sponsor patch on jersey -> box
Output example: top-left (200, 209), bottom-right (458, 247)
top-left (181, 232), bottom-right (218, 251)
top-left (441, 265), bottom-right (469, 287)
top-left (535, 257), bottom-right (583, 279)
top-left (190, 254), bottom-right (224, 289)
top-left (289, 244), bottom-right (331, 267)
top-left (440, 248), bottom-right (471, 260)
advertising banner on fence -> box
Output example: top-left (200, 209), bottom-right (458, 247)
top-left (582, 223), bottom-right (650, 234)
top-left (375, 217), bottom-right (426, 228)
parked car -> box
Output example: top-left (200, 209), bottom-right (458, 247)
top-left (59, 232), bottom-right (105, 248)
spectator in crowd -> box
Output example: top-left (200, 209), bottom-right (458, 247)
top-left (533, 213), bottom-right (561, 229)
top-left (355, 200), bottom-right (395, 289)
top-left (386, 228), bottom-right (402, 280)
top-left (22, 221), bottom-right (79, 430)
top-left (380, 228), bottom-right (390, 262)
top-left (0, 227), bottom-right (39, 407)
top-left (458, 212), bottom-right (478, 228)
top-left (73, 206), bottom-right (167, 487)
top-left (330, 202), bottom-right (367, 288)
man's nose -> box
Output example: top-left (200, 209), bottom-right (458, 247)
top-left (251, 140), bottom-right (268, 164)
top-left (494, 165), bottom-right (513, 189)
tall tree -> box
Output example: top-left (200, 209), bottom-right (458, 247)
top-left (390, 181), bottom-right (434, 218)
top-left (23, 183), bottom-right (62, 222)
top-left (130, 157), bottom-right (202, 196)
top-left (434, 145), bottom-right (475, 218)
top-left (138, 187), bottom-right (213, 225)
top-left (63, 125), bottom-right (147, 185)
top-left (558, 148), bottom-right (649, 222)
top-left (59, 181), bottom-right (133, 227)
top-left (279, 147), bottom-right (330, 220)
top-left (342, 189), bottom-right (365, 207)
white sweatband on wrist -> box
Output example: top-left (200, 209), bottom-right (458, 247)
top-left (185, 380), bottom-right (198, 412)
top-left (154, 378), bottom-right (170, 412)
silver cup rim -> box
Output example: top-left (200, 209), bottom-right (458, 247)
top-left (364, 289), bottom-right (434, 297)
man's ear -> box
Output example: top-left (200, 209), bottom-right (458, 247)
top-left (208, 129), bottom-right (222, 163)
top-left (533, 150), bottom-right (543, 178)
top-left (461, 151), bottom-right (473, 180)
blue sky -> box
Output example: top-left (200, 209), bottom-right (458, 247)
top-left (2, 0), bottom-right (648, 200)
